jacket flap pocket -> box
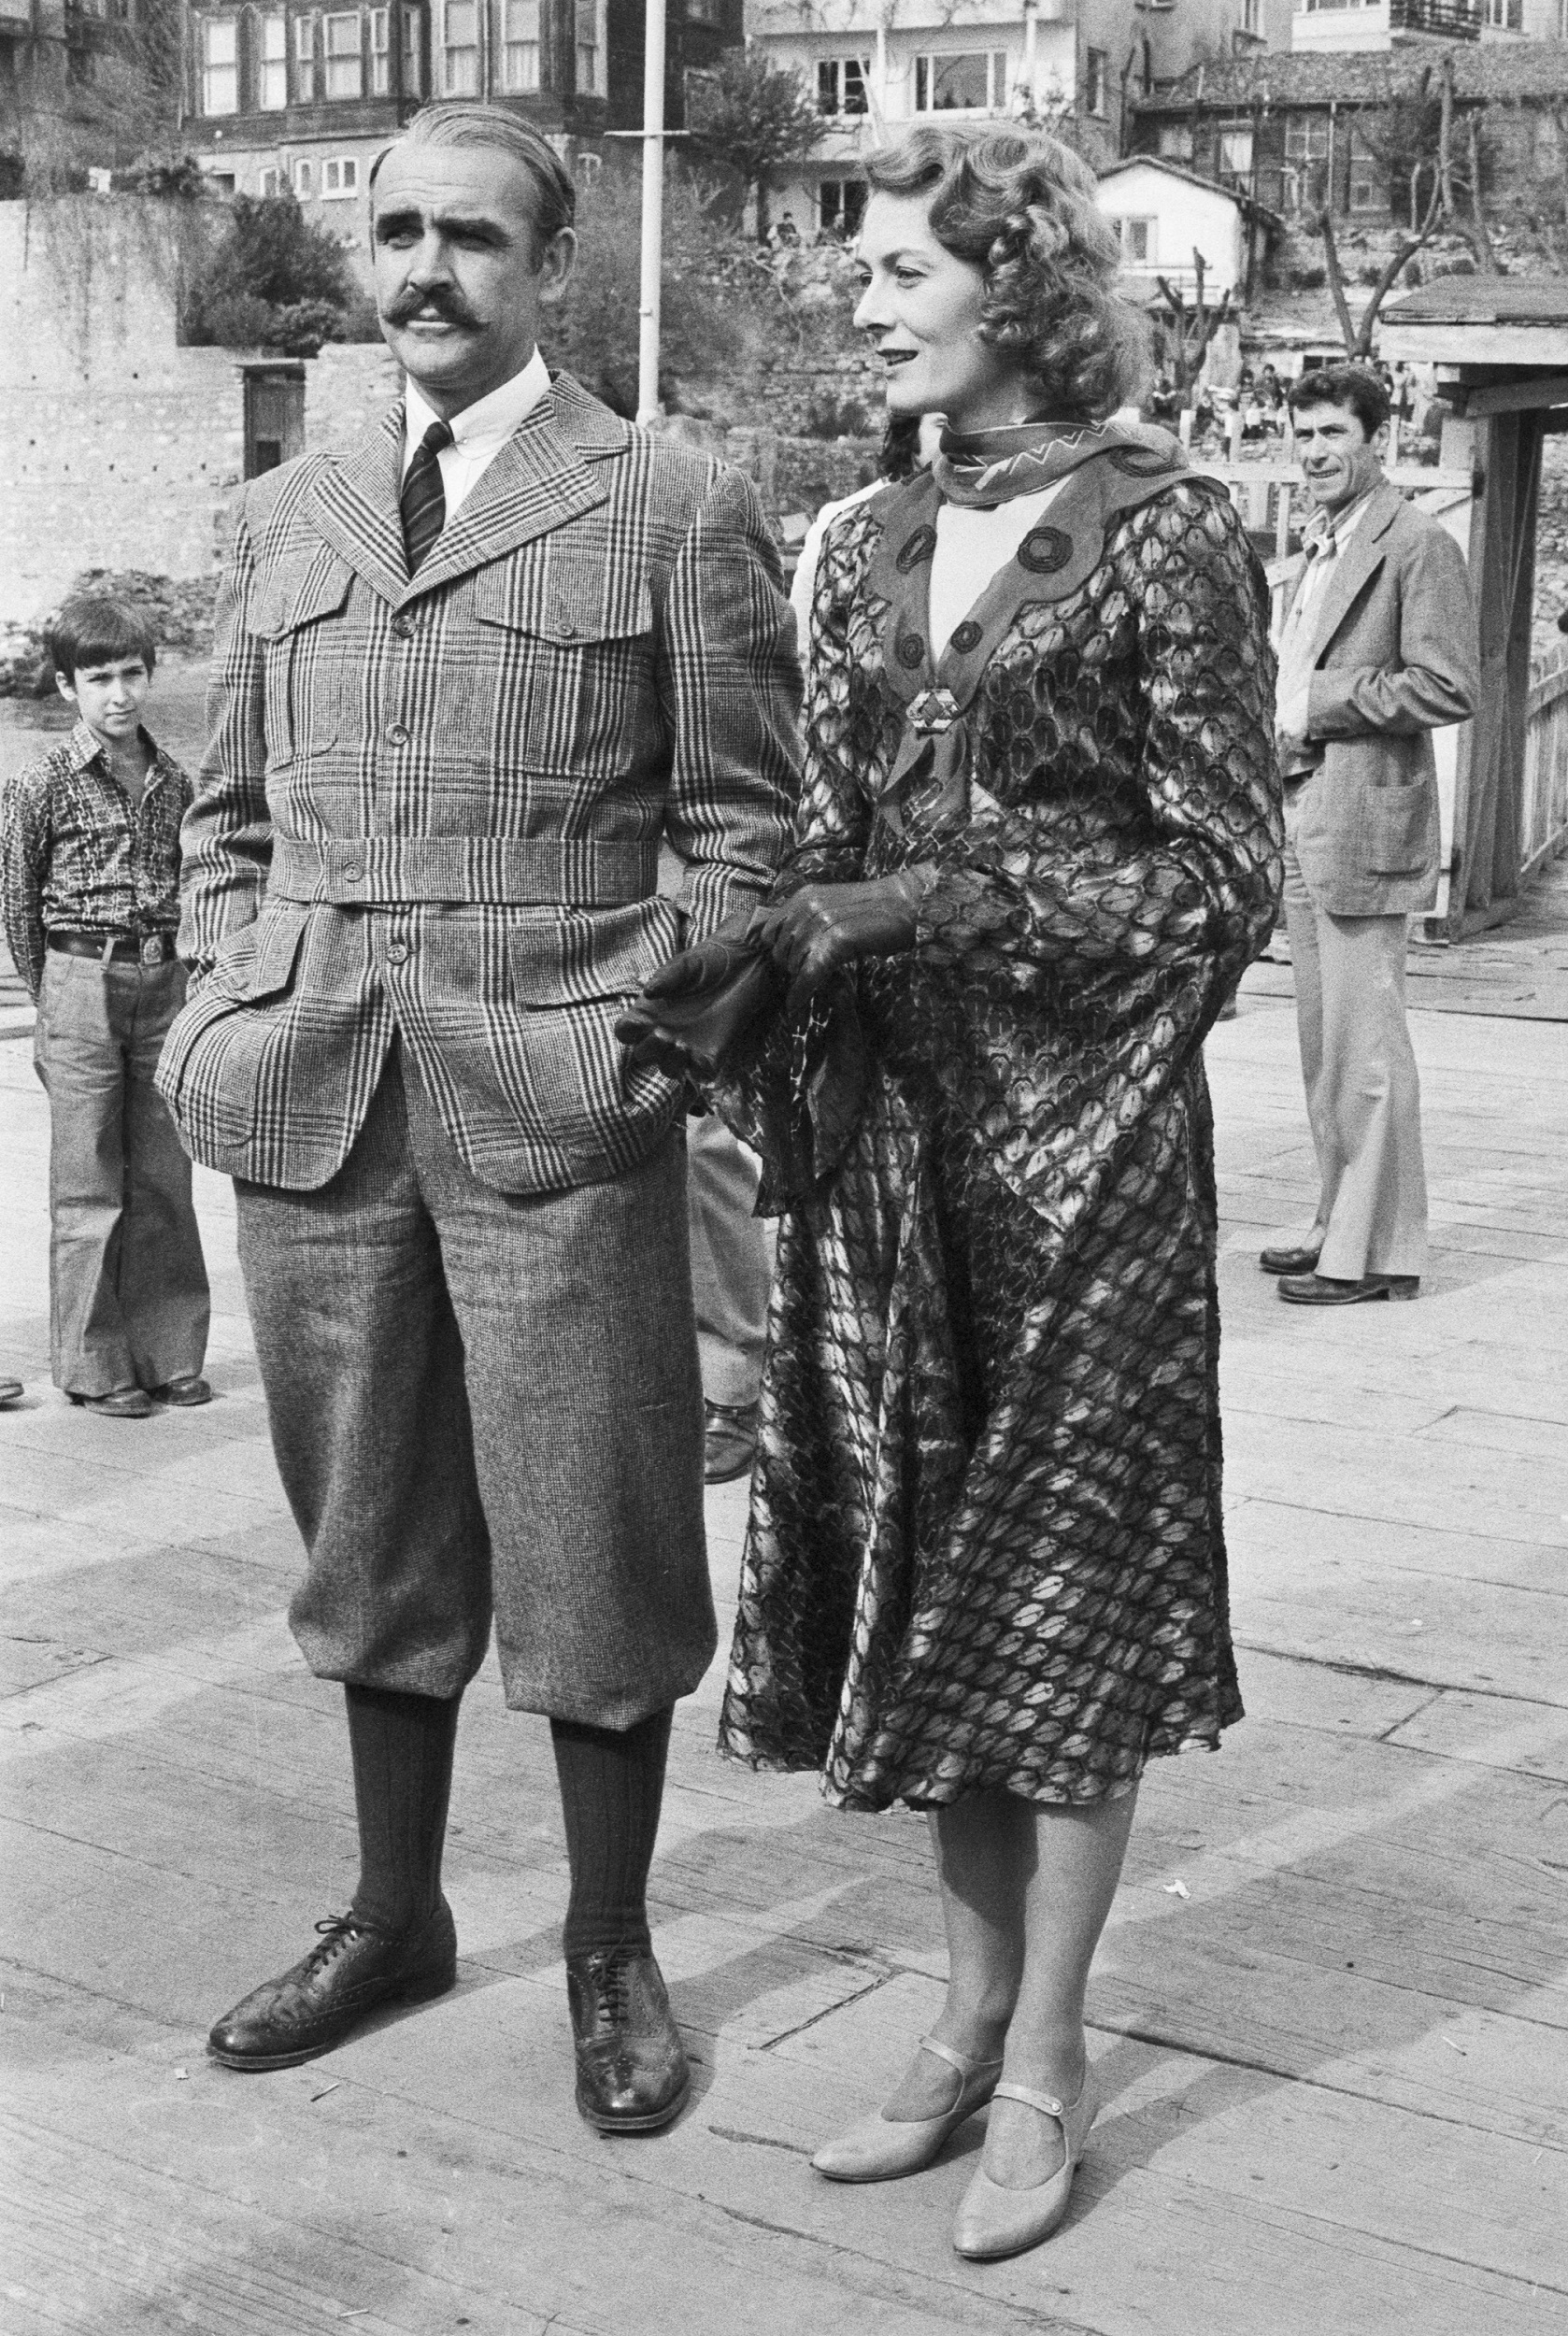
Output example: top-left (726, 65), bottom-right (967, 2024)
top-left (473, 563), bottom-right (652, 646)
top-left (507, 900), bottom-right (682, 1006)
top-left (211, 907), bottom-right (309, 1001)
top-left (1362, 782), bottom-right (1433, 876)
top-left (249, 550), bottom-right (354, 641)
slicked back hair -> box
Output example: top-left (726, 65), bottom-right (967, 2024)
top-left (369, 102), bottom-right (576, 257)
top-left (1288, 363), bottom-right (1390, 440)
top-left (48, 594), bottom-right (157, 684)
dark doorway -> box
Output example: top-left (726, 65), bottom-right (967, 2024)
top-left (242, 363), bottom-right (306, 481)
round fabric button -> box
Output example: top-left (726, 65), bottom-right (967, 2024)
top-left (342, 862), bottom-right (363, 882)
top-left (385, 939), bottom-right (409, 966)
top-left (387, 722), bottom-right (410, 746)
top-left (392, 616), bottom-right (417, 640)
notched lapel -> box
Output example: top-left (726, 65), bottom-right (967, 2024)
top-left (399, 401), bottom-right (609, 606)
top-left (305, 413), bottom-right (409, 608)
top-left (1308, 482), bottom-right (1402, 665)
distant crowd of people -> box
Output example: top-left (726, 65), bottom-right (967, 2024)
top-left (0, 100), bottom-right (1479, 2271)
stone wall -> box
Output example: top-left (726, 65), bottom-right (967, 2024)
top-left (0, 197), bottom-right (398, 629)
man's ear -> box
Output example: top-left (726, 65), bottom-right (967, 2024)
top-left (1372, 418), bottom-right (1391, 461)
top-left (54, 669), bottom-right (78, 707)
top-left (537, 225), bottom-right (577, 309)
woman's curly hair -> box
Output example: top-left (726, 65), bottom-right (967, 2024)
top-left (862, 124), bottom-right (1148, 422)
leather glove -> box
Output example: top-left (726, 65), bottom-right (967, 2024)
top-left (614, 908), bottom-right (776, 1077)
top-left (751, 870), bottom-right (934, 1016)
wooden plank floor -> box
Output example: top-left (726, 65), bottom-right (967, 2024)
top-left (3, 943), bottom-right (1566, 2332)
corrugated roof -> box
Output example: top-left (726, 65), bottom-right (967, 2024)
top-left (1134, 39), bottom-right (1568, 114)
top-left (1382, 276), bottom-right (1568, 322)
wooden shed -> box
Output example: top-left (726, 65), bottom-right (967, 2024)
top-left (1380, 278), bottom-right (1568, 939)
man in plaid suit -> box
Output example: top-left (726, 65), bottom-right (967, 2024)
top-left (158, 105), bottom-right (798, 2131)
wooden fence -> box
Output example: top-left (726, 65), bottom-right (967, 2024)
top-left (1521, 641), bottom-right (1568, 886)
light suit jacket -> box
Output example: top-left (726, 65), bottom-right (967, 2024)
top-left (1292, 479), bottom-right (1477, 917)
top-left (157, 373), bottom-right (801, 1193)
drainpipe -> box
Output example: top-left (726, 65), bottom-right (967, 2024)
top-left (637, 0), bottom-right (666, 424)
top-left (1023, 0), bottom-right (1037, 112)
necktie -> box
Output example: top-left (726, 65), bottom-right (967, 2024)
top-left (401, 418), bottom-right (453, 576)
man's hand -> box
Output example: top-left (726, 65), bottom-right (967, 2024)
top-left (1276, 685), bottom-right (1312, 752)
top-left (751, 873), bottom-right (930, 1016)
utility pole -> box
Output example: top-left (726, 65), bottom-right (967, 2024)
top-left (637, 0), bottom-right (666, 426)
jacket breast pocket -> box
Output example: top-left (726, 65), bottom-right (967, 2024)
top-left (1361, 781), bottom-right (1433, 876)
top-left (248, 549), bottom-right (354, 771)
top-left (470, 566), bottom-right (659, 783)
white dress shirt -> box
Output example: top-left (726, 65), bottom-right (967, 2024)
top-left (402, 347), bottom-right (552, 521)
top-left (929, 481), bottom-right (1065, 662)
top-left (1277, 487), bottom-right (1376, 741)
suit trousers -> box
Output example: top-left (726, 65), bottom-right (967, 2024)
top-left (1282, 799), bottom-right (1428, 1281)
top-left (686, 1110), bottom-right (774, 1412)
top-left (34, 949), bottom-right (209, 1396)
top-left (234, 1043), bottom-right (715, 1728)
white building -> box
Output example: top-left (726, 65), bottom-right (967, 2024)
top-left (747, 0), bottom-right (1271, 242)
top-left (1094, 156), bottom-right (1262, 301)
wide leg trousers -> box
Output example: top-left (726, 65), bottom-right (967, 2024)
top-left (34, 949), bottom-right (209, 1396)
top-left (1281, 815), bottom-right (1428, 1282)
top-left (234, 1044), bottom-right (715, 1729)
top-left (686, 1110), bottom-right (774, 1412)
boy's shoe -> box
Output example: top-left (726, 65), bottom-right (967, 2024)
top-left (0, 1379), bottom-right (23, 1406)
top-left (71, 1387), bottom-right (153, 1418)
top-left (704, 1400), bottom-right (759, 1484)
top-left (153, 1375), bottom-right (213, 1407)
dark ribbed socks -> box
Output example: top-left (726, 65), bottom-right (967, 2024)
top-left (550, 1706), bottom-right (674, 1960)
top-left (345, 1683), bottom-right (461, 1932)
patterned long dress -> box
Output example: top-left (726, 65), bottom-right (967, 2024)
top-left (716, 455), bottom-right (1283, 1813)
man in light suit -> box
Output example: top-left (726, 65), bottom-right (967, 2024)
top-left (1262, 364), bottom-right (1476, 1306)
top-left (157, 105), bottom-right (798, 2129)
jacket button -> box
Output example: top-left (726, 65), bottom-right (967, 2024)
top-left (392, 616), bottom-right (416, 640)
top-left (387, 722), bottom-right (409, 746)
top-left (556, 619), bottom-right (578, 638)
top-left (385, 940), bottom-right (409, 966)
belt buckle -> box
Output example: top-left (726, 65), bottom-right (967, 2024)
top-left (139, 935), bottom-right (164, 967)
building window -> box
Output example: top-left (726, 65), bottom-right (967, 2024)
top-left (1156, 121), bottom-right (1192, 161)
top-left (260, 10), bottom-right (287, 107)
top-left (1219, 125), bottom-right (1254, 178)
top-left (1348, 130), bottom-right (1385, 210)
top-left (325, 10), bottom-right (363, 97)
top-left (200, 16), bottom-right (238, 115)
top-left (371, 6), bottom-right (389, 91)
top-left (322, 154), bottom-right (359, 195)
top-left (402, 4), bottom-right (421, 93)
top-left (817, 57), bottom-right (868, 115)
top-left (576, 0), bottom-right (602, 94)
top-left (818, 178), bottom-right (866, 237)
top-left (686, 0), bottom-right (723, 21)
top-left (293, 157), bottom-right (314, 193)
top-left (1284, 115), bottom-right (1330, 164)
top-left (260, 164), bottom-right (281, 193)
top-left (294, 12), bottom-right (317, 98)
top-left (1242, 0), bottom-right (1263, 28)
top-left (1481, 0), bottom-right (1522, 22)
top-left (1084, 47), bottom-right (1107, 118)
top-left (443, 0), bottom-right (478, 93)
top-left (913, 52), bottom-right (1007, 113)
top-left (500, 0), bottom-right (537, 90)
top-left (1116, 216), bottom-right (1155, 265)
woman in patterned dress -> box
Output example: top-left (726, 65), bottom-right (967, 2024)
top-left (625, 122), bottom-right (1282, 2257)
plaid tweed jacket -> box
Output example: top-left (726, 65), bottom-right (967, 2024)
top-left (157, 373), bottom-right (800, 1193)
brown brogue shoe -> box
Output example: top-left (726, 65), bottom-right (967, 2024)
top-left (567, 1947), bottom-right (690, 2135)
top-left (207, 1901), bottom-right (457, 2072)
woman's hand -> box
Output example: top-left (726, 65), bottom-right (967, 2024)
top-left (752, 871), bottom-right (932, 1016)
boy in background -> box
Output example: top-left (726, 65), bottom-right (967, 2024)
top-left (1, 594), bottom-right (210, 1417)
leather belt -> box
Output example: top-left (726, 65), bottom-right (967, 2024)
top-left (49, 930), bottom-right (177, 966)
top-left (269, 835), bottom-right (659, 908)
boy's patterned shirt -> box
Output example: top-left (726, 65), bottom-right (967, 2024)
top-left (0, 719), bottom-right (192, 998)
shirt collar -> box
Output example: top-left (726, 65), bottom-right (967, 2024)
top-left (1303, 485), bottom-right (1377, 556)
top-left (68, 719), bottom-right (172, 789)
top-left (404, 349), bottom-right (552, 465)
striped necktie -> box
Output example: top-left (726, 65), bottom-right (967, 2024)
top-left (401, 418), bottom-right (453, 576)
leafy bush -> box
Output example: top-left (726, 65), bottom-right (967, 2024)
top-left (184, 192), bottom-right (354, 356)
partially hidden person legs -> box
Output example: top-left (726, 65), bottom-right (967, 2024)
top-left (686, 1110), bottom-right (774, 1484)
top-left (811, 1784), bottom-right (1137, 2258)
top-left (121, 956), bottom-right (212, 1403)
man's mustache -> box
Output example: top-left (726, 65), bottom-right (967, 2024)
top-left (383, 286), bottom-right (484, 329)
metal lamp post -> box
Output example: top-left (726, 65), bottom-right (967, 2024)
top-left (637, 0), bottom-right (667, 426)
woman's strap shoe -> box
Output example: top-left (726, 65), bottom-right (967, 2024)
top-left (207, 1902), bottom-right (458, 2071)
top-left (811, 2035), bottom-right (1004, 2182)
top-left (951, 2072), bottom-right (1098, 2260)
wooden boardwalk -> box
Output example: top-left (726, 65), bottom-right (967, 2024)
top-left (2, 856), bottom-right (1565, 2333)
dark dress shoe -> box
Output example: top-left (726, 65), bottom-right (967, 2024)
top-left (704, 1399), bottom-right (759, 1485)
top-left (152, 1375), bottom-right (213, 1406)
top-left (207, 1901), bottom-right (457, 2071)
top-left (567, 1947), bottom-right (690, 2134)
top-left (1260, 1243), bottom-right (1322, 1275)
top-left (70, 1387), bottom-right (153, 1418)
top-left (1278, 1272), bottom-right (1419, 1305)
top-left (0, 1378), bottom-right (23, 1406)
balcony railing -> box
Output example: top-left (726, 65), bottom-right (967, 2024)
top-left (1390, 0), bottom-right (1481, 34)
